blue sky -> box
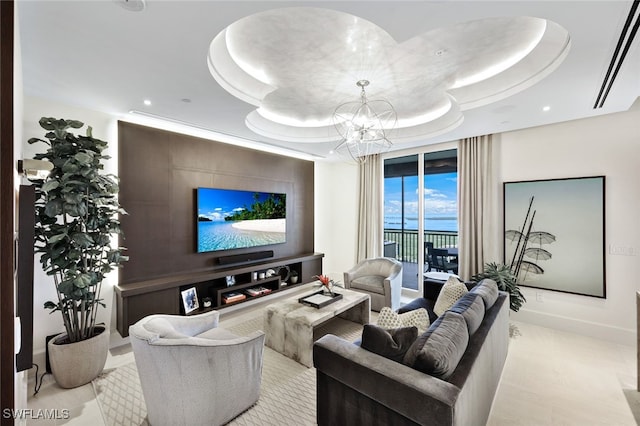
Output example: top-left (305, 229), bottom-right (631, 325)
top-left (198, 188), bottom-right (275, 221)
top-left (384, 172), bottom-right (458, 218)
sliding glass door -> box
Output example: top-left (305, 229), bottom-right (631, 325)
top-left (383, 149), bottom-right (458, 296)
top-left (383, 155), bottom-right (419, 290)
top-left (423, 150), bottom-right (459, 279)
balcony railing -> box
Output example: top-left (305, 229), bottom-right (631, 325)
top-left (384, 229), bottom-right (458, 263)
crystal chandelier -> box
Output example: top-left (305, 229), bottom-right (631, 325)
top-left (333, 80), bottom-right (397, 163)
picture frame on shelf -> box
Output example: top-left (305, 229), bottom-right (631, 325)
top-left (181, 287), bottom-right (199, 314)
top-left (225, 275), bottom-right (236, 287)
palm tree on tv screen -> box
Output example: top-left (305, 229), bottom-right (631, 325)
top-left (225, 193), bottom-right (285, 221)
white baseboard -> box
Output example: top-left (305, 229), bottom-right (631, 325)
top-left (511, 308), bottom-right (635, 346)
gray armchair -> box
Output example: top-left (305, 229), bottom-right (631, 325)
top-left (129, 310), bottom-right (265, 426)
top-left (344, 257), bottom-right (403, 311)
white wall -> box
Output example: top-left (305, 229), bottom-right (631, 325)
top-left (499, 107), bottom-right (640, 345)
top-left (22, 96), bottom-right (120, 365)
top-left (314, 161), bottom-right (359, 279)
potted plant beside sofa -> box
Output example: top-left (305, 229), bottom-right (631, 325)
top-left (29, 117), bottom-right (128, 388)
top-left (472, 262), bottom-right (525, 312)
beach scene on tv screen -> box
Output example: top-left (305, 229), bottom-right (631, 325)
top-left (197, 188), bottom-right (286, 252)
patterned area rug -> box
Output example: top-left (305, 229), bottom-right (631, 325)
top-left (92, 309), bottom-right (368, 426)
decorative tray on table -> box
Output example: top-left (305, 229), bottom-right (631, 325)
top-left (298, 290), bottom-right (343, 309)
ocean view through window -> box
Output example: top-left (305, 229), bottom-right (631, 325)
top-left (384, 172), bottom-right (458, 232)
top-left (197, 188), bottom-right (286, 252)
top-left (383, 150), bottom-right (458, 291)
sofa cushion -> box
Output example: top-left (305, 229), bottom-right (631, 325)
top-left (378, 307), bottom-right (430, 334)
top-left (361, 324), bottom-right (418, 363)
top-left (469, 279), bottom-right (499, 310)
top-left (403, 311), bottom-right (469, 379)
top-left (433, 276), bottom-right (468, 317)
top-left (351, 275), bottom-right (385, 295)
top-left (143, 318), bottom-right (186, 339)
top-left (448, 292), bottom-right (485, 335)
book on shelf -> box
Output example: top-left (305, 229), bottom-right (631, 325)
top-left (223, 292), bottom-right (246, 303)
top-left (245, 286), bottom-right (273, 297)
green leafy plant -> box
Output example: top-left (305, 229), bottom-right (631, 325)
top-left (29, 117), bottom-right (128, 343)
top-left (472, 262), bottom-right (526, 312)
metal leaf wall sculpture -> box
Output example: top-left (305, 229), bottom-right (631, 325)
top-left (507, 196), bottom-right (556, 283)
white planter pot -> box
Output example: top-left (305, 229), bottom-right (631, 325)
top-left (48, 326), bottom-right (109, 389)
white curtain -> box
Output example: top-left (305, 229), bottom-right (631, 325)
top-left (356, 154), bottom-right (383, 261)
top-left (458, 135), bottom-right (500, 280)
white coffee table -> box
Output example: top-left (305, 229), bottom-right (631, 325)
top-left (264, 287), bottom-right (370, 367)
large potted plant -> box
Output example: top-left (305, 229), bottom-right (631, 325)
top-left (28, 117), bottom-right (127, 388)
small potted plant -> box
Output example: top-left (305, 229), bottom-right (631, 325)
top-left (472, 262), bottom-right (525, 312)
top-left (313, 274), bottom-right (343, 296)
top-left (289, 270), bottom-right (299, 284)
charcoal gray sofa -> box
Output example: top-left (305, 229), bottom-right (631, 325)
top-left (313, 279), bottom-right (509, 426)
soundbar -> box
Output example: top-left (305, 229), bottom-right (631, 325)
top-left (217, 250), bottom-right (274, 265)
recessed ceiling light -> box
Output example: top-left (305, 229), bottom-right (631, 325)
top-left (143, 99), bottom-right (152, 106)
top-left (542, 106), bottom-right (551, 112)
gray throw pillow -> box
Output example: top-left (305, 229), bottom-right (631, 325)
top-left (469, 279), bottom-right (499, 309)
top-left (403, 311), bottom-right (469, 379)
top-left (448, 292), bottom-right (485, 335)
top-left (361, 324), bottom-right (418, 363)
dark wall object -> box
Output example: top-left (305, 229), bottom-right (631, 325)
top-left (44, 334), bottom-right (57, 374)
top-left (16, 185), bottom-right (35, 372)
top-left (118, 121), bottom-right (315, 283)
top-left (1, 0), bottom-right (17, 413)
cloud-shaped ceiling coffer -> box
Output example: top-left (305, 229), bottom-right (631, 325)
top-left (207, 7), bottom-right (570, 144)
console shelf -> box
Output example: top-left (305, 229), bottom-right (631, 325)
top-left (115, 252), bottom-right (324, 337)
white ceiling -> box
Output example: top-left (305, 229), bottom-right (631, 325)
top-left (17, 1), bottom-right (640, 161)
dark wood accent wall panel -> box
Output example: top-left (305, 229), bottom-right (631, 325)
top-left (118, 121), bottom-right (315, 283)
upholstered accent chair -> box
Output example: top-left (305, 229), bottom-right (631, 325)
top-left (129, 310), bottom-right (265, 426)
top-left (344, 257), bottom-right (403, 312)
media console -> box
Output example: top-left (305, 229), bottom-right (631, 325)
top-left (115, 252), bottom-right (324, 337)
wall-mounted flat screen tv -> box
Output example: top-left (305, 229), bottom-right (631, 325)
top-left (197, 187), bottom-right (286, 253)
